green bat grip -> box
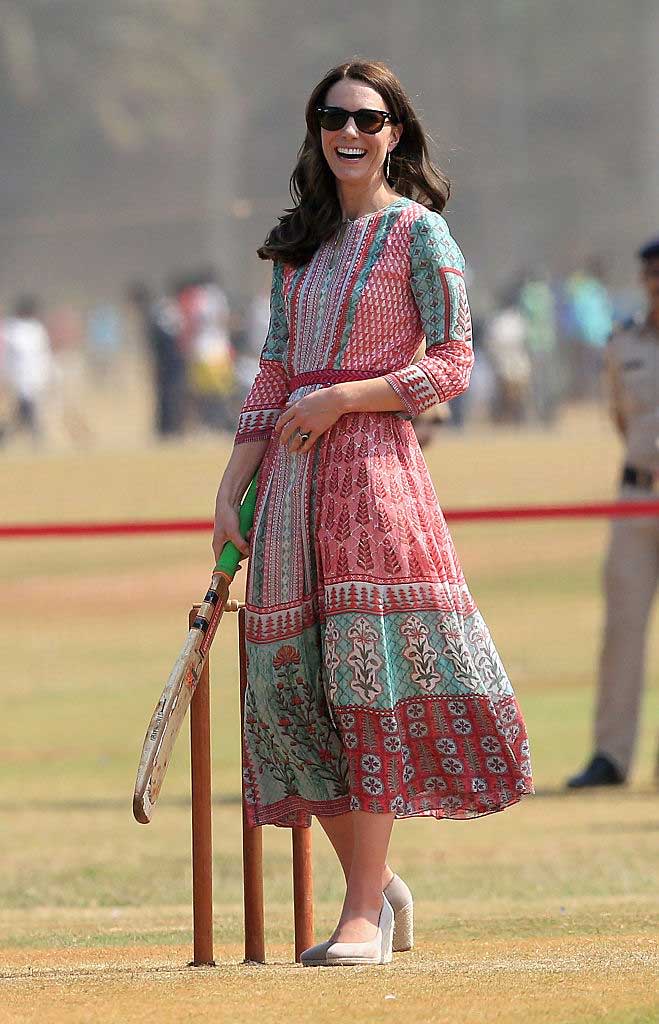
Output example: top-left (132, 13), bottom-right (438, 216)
top-left (215, 472), bottom-right (259, 577)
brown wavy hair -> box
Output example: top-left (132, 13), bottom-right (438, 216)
top-left (257, 59), bottom-right (450, 266)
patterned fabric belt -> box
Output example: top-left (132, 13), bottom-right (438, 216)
top-left (622, 464), bottom-right (659, 491)
top-left (287, 368), bottom-right (389, 392)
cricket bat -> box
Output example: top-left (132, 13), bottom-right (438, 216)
top-left (132, 473), bottom-right (258, 824)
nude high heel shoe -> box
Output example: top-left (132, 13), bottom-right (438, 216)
top-left (300, 938), bottom-right (334, 966)
top-left (323, 895), bottom-right (394, 967)
top-left (301, 876), bottom-right (413, 965)
top-left (383, 873), bottom-right (414, 952)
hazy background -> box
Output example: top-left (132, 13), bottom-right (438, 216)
top-left (1, 0), bottom-right (657, 309)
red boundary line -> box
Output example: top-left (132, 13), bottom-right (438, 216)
top-left (2, 501), bottom-right (659, 539)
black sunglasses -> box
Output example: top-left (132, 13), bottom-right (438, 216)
top-left (316, 105), bottom-right (398, 135)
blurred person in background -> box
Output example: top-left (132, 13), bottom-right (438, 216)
top-left (483, 283), bottom-right (531, 425)
top-left (235, 268), bottom-right (272, 404)
top-left (178, 266), bottom-right (235, 432)
top-left (126, 280), bottom-right (186, 439)
top-left (3, 295), bottom-right (54, 445)
top-left (462, 312), bottom-right (495, 423)
top-left (519, 270), bottom-right (562, 425)
top-left (564, 257), bottom-right (613, 399)
top-left (87, 303), bottom-right (123, 383)
top-left (46, 302), bottom-right (93, 448)
top-left (567, 237), bottom-right (659, 789)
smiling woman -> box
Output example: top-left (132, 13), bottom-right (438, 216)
top-left (212, 58), bottom-right (534, 967)
top-left (317, 87), bottom-right (402, 216)
top-left (256, 60), bottom-right (451, 266)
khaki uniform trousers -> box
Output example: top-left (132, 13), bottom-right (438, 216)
top-left (595, 485), bottom-right (659, 775)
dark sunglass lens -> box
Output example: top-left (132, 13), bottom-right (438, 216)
top-left (318, 108), bottom-right (347, 131)
top-left (355, 111), bottom-right (387, 133)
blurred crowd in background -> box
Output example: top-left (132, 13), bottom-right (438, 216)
top-left (0, 254), bottom-right (642, 450)
top-left (0, 266), bottom-right (268, 449)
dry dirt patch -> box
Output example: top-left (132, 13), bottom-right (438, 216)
top-left (2, 936), bottom-right (656, 1024)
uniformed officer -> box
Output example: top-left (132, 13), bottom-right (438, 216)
top-left (567, 236), bottom-right (659, 787)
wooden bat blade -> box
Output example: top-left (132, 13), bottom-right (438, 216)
top-left (132, 572), bottom-right (230, 823)
top-left (132, 472), bottom-right (259, 825)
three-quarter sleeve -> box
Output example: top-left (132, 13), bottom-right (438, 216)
top-left (383, 212), bottom-right (474, 418)
top-left (234, 260), bottom-right (290, 445)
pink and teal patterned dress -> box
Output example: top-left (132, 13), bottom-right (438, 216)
top-left (234, 195), bottom-right (534, 827)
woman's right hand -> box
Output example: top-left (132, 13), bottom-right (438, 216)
top-left (212, 493), bottom-right (252, 567)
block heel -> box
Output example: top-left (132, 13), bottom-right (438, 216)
top-left (384, 873), bottom-right (414, 952)
top-left (392, 901), bottom-right (413, 952)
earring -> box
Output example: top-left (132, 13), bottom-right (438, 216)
top-left (385, 151), bottom-right (391, 180)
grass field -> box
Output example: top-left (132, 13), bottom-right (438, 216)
top-left (1, 405), bottom-right (658, 1024)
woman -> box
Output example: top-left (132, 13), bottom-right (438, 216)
top-left (213, 59), bottom-right (534, 967)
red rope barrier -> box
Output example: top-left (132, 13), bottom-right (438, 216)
top-left (2, 501), bottom-right (659, 539)
top-left (0, 519), bottom-right (211, 539)
top-left (445, 501), bottom-right (659, 522)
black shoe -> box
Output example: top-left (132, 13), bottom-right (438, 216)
top-left (566, 753), bottom-right (626, 788)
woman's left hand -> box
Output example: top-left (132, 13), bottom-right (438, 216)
top-left (274, 385), bottom-right (347, 453)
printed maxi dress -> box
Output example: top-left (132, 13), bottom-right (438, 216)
top-left (234, 195), bottom-right (534, 827)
